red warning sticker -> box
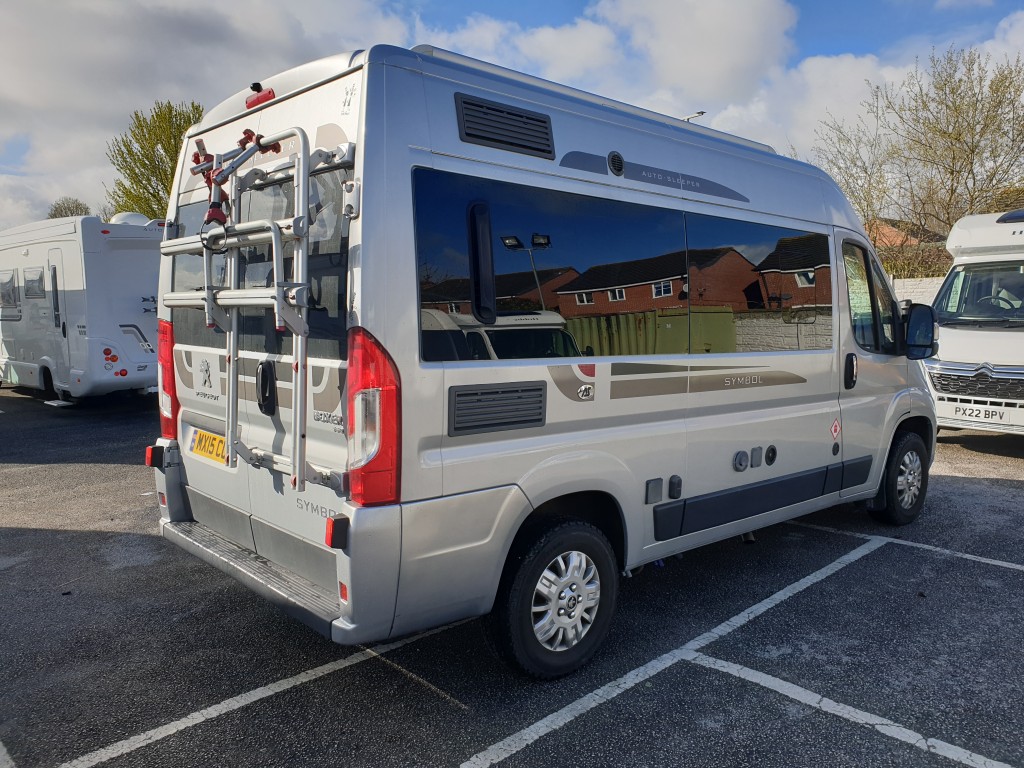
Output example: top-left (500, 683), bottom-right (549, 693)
top-left (830, 418), bottom-right (841, 440)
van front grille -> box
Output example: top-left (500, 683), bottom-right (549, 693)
top-left (930, 372), bottom-right (1024, 400)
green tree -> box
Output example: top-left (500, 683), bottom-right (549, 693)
top-left (47, 196), bottom-right (90, 218)
top-left (106, 100), bottom-right (204, 220)
top-left (814, 47), bottom-right (1024, 239)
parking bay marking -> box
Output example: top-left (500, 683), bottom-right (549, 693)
top-left (689, 653), bottom-right (1014, 768)
top-left (791, 521), bottom-right (1024, 573)
top-left (56, 623), bottom-right (463, 768)
top-left (0, 739), bottom-right (15, 768)
top-left (462, 538), bottom-right (886, 767)
top-left (462, 536), bottom-right (1010, 768)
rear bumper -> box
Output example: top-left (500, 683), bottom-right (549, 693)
top-left (150, 437), bottom-right (400, 645)
top-left (162, 519), bottom-right (341, 636)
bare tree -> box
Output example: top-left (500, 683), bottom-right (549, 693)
top-left (814, 47), bottom-right (1024, 240)
top-left (47, 196), bottom-right (91, 219)
top-left (106, 100), bottom-right (204, 221)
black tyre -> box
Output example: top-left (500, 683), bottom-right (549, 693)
top-left (869, 431), bottom-right (929, 525)
top-left (41, 368), bottom-right (57, 399)
top-left (488, 520), bottom-right (618, 679)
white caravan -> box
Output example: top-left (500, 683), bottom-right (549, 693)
top-left (149, 45), bottom-right (937, 678)
top-left (421, 309), bottom-right (581, 360)
top-left (0, 214), bottom-right (162, 399)
top-left (925, 210), bottom-right (1024, 434)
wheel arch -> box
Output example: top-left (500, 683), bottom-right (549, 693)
top-left (501, 490), bottom-right (627, 588)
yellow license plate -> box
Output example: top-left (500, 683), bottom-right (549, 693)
top-left (190, 428), bottom-right (226, 463)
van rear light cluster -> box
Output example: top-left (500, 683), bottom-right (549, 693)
top-left (346, 328), bottom-right (401, 506)
top-left (157, 319), bottom-right (180, 440)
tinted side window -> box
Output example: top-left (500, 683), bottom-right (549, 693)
top-left (686, 214), bottom-right (832, 353)
top-left (414, 168), bottom-right (685, 360)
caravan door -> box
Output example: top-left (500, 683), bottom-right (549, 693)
top-left (46, 248), bottom-right (71, 388)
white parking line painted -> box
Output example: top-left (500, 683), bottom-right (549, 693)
top-left (461, 538), bottom-right (886, 767)
top-left (57, 623), bottom-right (460, 768)
top-left (690, 653), bottom-right (1013, 768)
top-left (792, 522), bottom-right (1024, 573)
top-left (0, 739), bottom-right (15, 768)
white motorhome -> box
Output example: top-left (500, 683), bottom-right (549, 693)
top-left (148, 44), bottom-right (937, 678)
top-left (0, 213), bottom-right (162, 399)
top-left (421, 309), bottom-right (581, 360)
top-left (926, 210), bottom-right (1024, 434)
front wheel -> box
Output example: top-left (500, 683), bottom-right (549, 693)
top-left (869, 431), bottom-right (929, 525)
top-left (488, 520), bottom-right (618, 679)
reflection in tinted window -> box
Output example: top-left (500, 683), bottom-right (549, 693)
top-left (414, 168), bottom-right (685, 359)
top-left (686, 214), bottom-right (832, 353)
top-left (413, 169), bottom-right (834, 361)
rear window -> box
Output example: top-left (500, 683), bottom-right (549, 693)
top-left (170, 170), bottom-right (348, 359)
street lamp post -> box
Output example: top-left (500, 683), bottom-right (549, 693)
top-left (500, 233), bottom-right (551, 310)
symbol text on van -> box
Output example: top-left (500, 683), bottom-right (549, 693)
top-left (296, 499), bottom-right (338, 518)
top-left (724, 375), bottom-right (763, 387)
top-left (200, 359), bottom-right (212, 389)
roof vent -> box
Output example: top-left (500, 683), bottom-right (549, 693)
top-left (455, 94), bottom-right (555, 160)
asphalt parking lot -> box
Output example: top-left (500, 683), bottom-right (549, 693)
top-left (1, 385), bottom-right (1023, 768)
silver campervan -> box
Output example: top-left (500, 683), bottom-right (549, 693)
top-left (148, 45), bottom-right (937, 678)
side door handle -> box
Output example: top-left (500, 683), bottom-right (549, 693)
top-left (844, 353), bottom-right (858, 390)
top-left (256, 361), bottom-right (277, 416)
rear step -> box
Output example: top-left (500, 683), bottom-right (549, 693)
top-left (163, 520), bottom-right (340, 637)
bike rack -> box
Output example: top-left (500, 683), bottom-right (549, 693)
top-left (162, 127), bottom-right (318, 490)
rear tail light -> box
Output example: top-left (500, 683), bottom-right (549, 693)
top-left (346, 328), bottom-right (401, 506)
top-left (157, 319), bottom-right (179, 439)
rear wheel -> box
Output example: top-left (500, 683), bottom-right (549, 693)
top-left (41, 368), bottom-right (57, 398)
top-left (869, 431), bottom-right (929, 525)
top-left (488, 520), bottom-right (618, 679)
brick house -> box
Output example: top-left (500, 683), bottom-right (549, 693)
top-left (422, 267), bottom-right (579, 314)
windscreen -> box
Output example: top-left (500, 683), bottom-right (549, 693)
top-left (933, 261), bottom-right (1024, 325)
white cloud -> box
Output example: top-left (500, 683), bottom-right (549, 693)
top-left (591, 0), bottom-right (798, 104)
top-left (1, 1), bottom-right (1022, 227)
top-left (0, 0), bottom-right (411, 223)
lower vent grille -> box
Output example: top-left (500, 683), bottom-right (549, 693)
top-left (449, 381), bottom-right (547, 436)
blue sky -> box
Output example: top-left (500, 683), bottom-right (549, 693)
top-left (1, 0), bottom-right (1022, 227)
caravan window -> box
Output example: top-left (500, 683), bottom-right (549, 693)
top-left (413, 169), bottom-right (834, 361)
top-left (685, 213), bottom-right (833, 353)
top-left (414, 168), bottom-right (686, 360)
top-left (0, 270), bottom-right (21, 319)
top-left (23, 268), bottom-right (46, 299)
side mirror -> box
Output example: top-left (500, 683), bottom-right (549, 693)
top-left (905, 303), bottom-right (938, 360)
top-left (584, 345), bottom-right (595, 357)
